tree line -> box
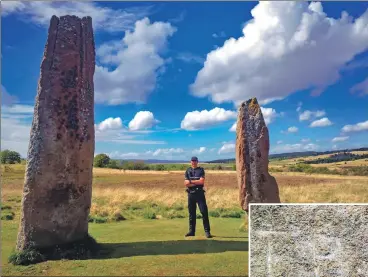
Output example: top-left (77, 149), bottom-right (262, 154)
top-left (304, 152), bottom-right (368, 164)
top-left (0, 150), bottom-right (22, 164)
top-left (93, 153), bottom-right (188, 171)
top-left (0, 151), bottom-right (235, 171)
top-left (287, 163), bottom-right (368, 176)
top-left (93, 154), bottom-right (236, 171)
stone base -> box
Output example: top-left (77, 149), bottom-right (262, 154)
top-left (9, 234), bottom-right (99, 266)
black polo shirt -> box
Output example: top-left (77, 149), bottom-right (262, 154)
top-left (185, 166), bottom-right (205, 188)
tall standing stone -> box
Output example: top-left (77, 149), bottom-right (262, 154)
top-left (235, 98), bottom-right (280, 212)
top-left (16, 15), bottom-right (95, 251)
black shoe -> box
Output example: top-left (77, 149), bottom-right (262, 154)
top-left (205, 232), bottom-right (213, 238)
top-left (185, 232), bottom-right (195, 237)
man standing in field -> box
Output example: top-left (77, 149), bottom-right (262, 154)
top-left (184, 156), bottom-right (212, 238)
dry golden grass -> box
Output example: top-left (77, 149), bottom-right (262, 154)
top-left (93, 168), bottom-right (173, 175)
top-left (169, 170), bottom-right (236, 174)
top-left (299, 154), bottom-right (332, 161)
top-left (311, 159), bottom-right (368, 169)
top-left (273, 171), bottom-right (368, 180)
top-left (351, 151), bottom-right (368, 155)
top-left (92, 186), bottom-right (239, 210)
top-left (2, 164), bottom-right (368, 220)
top-left (93, 171), bottom-right (368, 215)
top-left (88, 172), bottom-right (368, 216)
top-left (280, 180), bottom-right (368, 203)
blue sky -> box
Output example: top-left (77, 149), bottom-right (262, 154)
top-left (1, 1), bottom-right (368, 161)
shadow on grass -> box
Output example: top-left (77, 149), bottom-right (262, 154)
top-left (212, 236), bottom-right (248, 239)
top-left (95, 240), bottom-right (248, 259)
top-left (9, 237), bottom-right (248, 265)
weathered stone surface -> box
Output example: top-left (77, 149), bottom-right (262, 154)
top-left (16, 15), bottom-right (95, 250)
top-left (250, 205), bottom-right (368, 277)
top-left (235, 98), bottom-right (280, 212)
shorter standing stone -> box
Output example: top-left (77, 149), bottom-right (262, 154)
top-left (235, 98), bottom-right (280, 212)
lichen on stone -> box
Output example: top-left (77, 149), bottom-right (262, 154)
top-left (236, 97), bottom-right (280, 212)
top-left (16, 14), bottom-right (96, 254)
top-left (60, 66), bottom-right (78, 89)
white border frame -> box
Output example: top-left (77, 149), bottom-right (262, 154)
top-left (248, 203), bottom-right (368, 277)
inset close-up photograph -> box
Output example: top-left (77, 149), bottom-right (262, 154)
top-left (249, 204), bottom-right (368, 277)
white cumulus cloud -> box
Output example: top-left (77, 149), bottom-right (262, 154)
top-left (341, 120), bottom-right (368, 133)
top-left (212, 31), bottom-right (226, 38)
top-left (287, 126), bottom-right (299, 133)
top-left (218, 143), bottom-right (235, 154)
top-left (150, 148), bottom-right (184, 157)
top-left (94, 116), bottom-right (164, 145)
top-left (1, 116), bottom-right (32, 158)
top-left (191, 2), bottom-right (368, 106)
top-left (95, 18), bottom-right (176, 105)
top-left (177, 52), bottom-right (205, 64)
top-left (96, 117), bottom-right (123, 131)
top-left (1, 1), bottom-right (153, 33)
top-left (193, 147), bottom-right (206, 154)
top-left (128, 111), bottom-right (160, 131)
top-left (1, 94), bottom-right (34, 157)
top-left (299, 110), bottom-right (326, 121)
top-left (304, 143), bottom-right (319, 151)
top-left (296, 102), bottom-right (303, 112)
top-left (181, 107), bottom-right (237, 131)
top-left (310, 117), bottom-right (333, 127)
top-left (1, 85), bottom-right (18, 105)
top-left (261, 107), bottom-right (278, 124)
top-left (332, 136), bottom-right (349, 142)
top-left (1, 1), bottom-right (26, 15)
top-left (229, 122), bottom-right (237, 132)
top-left (350, 77), bottom-right (368, 96)
top-left (1, 104), bottom-right (34, 117)
top-left (110, 147), bottom-right (186, 160)
top-left (271, 142), bottom-right (319, 154)
top-left (109, 151), bottom-right (141, 159)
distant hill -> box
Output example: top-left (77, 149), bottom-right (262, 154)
top-left (205, 147), bottom-right (368, 164)
top-left (206, 158), bottom-right (235, 164)
top-left (113, 147), bottom-right (368, 164)
top-left (206, 152), bottom-right (318, 163)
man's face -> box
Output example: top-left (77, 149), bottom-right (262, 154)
top-left (191, 160), bottom-right (198, 168)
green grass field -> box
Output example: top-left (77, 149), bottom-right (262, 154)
top-left (1, 164), bottom-right (248, 276)
top-left (2, 160), bottom-right (368, 276)
top-left (1, 218), bottom-right (248, 276)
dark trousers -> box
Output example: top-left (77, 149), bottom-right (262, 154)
top-left (188, 190), bottom-right (210, 233)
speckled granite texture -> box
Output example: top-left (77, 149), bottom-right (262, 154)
top-left (250, 204), bottom-right (368, 277)
top-left (235, 98), bottom-right (280, 212)
top-left (16, 15), bottom-right (95, 251)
